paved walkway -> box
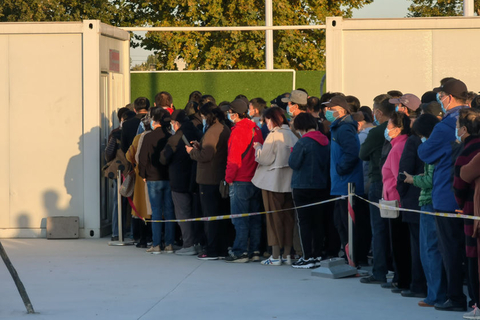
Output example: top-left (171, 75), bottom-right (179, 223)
top-left (0, 239), bottom-right (464, 320)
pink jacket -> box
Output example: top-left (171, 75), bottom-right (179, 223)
top-left (382, 134), bottom-right (408, 203)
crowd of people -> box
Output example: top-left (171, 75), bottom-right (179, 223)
top-left (105, 78), bottom-right (480, 319)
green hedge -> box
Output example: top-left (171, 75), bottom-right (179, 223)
top-left (131, 70), bottom-right (325, 108)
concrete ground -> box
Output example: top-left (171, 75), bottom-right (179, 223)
top-left (0, 239), bottom-right (465, 320)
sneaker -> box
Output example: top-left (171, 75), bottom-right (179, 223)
top-left (197, 253), bottom-right (218, 260)
top-left (163, 244), bottom-right (174, 253)
top-left (225, 253), bottom-right (249, 263)
top-left (146, 245), bottom-right (161, 254)
top-left (194, 244), bottom-right (203, 254)
top-left (175, 246), bottom-right (197, 256)
top-left (292, 257), bottom-right (316, 269)
top-left (464, 304), bottom-right (480, 319)
top-left (281, 255), bottom-right (292, 266)
top-left (250, 251), bottom-right (261, 262)
top-left (261, 256), bottom-right (282, 266)
top-left (313, 257), bottom-right (322, 268)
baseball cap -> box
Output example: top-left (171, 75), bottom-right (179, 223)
top-left (322, 96), bottom-right (352, 114)
top-left (225, 99), bottom-right (248, 114)
top-left (389, 93), bottom-right (421, 111)
top-left (281, 90), bottom-right (308, 105)
top-left (433, 79), bottom-right (468, 99)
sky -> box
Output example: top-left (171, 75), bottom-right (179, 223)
top-left (130, 0), bottom-right (413, 65)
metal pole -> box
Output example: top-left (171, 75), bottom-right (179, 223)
top-left (464, 0), bottom-right (474, 16)
top-left (117, 170), bottom-right (123, 243)
top-left (347, 183), bottom-right (355, 266)
top-left (0, 242), bottom-right (35, 314)
top-left (265, 0), bottom-right (274, 70)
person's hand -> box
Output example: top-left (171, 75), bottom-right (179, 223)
top-left (191, 141), bottom-right (200, 149)
top-left (253, 142), bottom-right (262, 149)
top-left (143, 178), bottom-right (146, 183)
top-left (404, 171), bottom-right (414, 184)
top-left (185, 145), bottom-right (193, 154)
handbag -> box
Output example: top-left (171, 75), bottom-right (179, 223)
top-left (218, 129), bottom-right (255, 199)
top-left (119, 170), bottom-right (136, 198)
top-left (103, 140), bottom-right (129, 180)
top-left (379, 199), bottom-right (399, 219)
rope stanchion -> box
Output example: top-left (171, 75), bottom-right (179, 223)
top-left (353, 194), bottom-right (479, 220)
top-left (147, 196), bottom-right (348, 223)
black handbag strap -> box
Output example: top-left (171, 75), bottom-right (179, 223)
top-left (241, 129), bottom-right (255, 160)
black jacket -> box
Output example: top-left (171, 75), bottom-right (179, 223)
top-left (138, 127), bottom-right (171, 181)
top-left (121, 113), bottom-right (145, 153)
top-left (397, 135), bottom-right (424, 223)
top-left (160, 121), bottom-right (202, 193)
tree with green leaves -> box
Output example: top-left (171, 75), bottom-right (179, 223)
top-left (408, 0), bottom-right (480, 17)
top-left (134, 0), bottom-right (373, 70)
top-left (0, 0), bottom-right (135, 26)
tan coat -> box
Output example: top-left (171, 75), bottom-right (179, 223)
top-left (252, 124), bottom-right (298, 193)
top-left (126, 134), bottom-right (151, 219)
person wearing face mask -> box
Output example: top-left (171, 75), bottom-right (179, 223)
top-left (223, 99), bottom-right (264, 263)
top-left (403, 114), bottom-right (445, 308)
top-left (105, 107), bottom-right (134, 241)
top-left (453, 108), bottom-right (480, 316)
top-left (125, 114), bottom-right (154, 248)
top-left (252, 107), bottom-right (298, 266)
top-left (389, 94), bottom-right (421, 120)
top-left (282, 90), bottom-right (308, 140)
top-left (160, 110), bottom-right (203, 256)
top-left (324, 95), bottom-right (365, 265)
top-left (418, 78), bottom-right (470, 312)
top-left (288, 113), bottom-right (329, 269)
top-left (382, 112), bottom-right (412, 295)
top-left (359, 95), bottom-right (396, 285)
top-left (138, 107), bottom-right (175, 254)
top-left (186, 102), bottom-right (231, 260)
top-left (248, 98), bottom-right (266, 128)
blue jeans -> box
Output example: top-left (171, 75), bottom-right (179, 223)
top-left (369, 181), bottom-right (389, 281)
top-left (229, 182), bottom-right (262, 256)
top-left (420, 204), bottom-right (447, 305)
top-left (147, 180), bottom-right (175, 247)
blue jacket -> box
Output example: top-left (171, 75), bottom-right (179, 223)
top-left (289, 131), bottom-right (330, 190)
top-left (330, 115), bottom-right (364, 196)
top-left (417, 105), bottom-right (468, 212)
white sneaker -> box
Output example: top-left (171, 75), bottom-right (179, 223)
top-left (464, 305), bottom-right (480, 319)
top-left (261, 255), bottom-right (282, 266)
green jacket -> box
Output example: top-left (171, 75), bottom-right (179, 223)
top-left (412, 163), bottom-right (434, 207)
top-left (359, 121), bottom-right (387, 183)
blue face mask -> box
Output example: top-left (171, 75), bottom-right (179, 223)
top-left (436, 93), bottom-right (447, 114)
top-left (287, 106), bottom-right (293, 117)
top-left (248, 109), bottom-right (252, 117)
top-left (325, 110), bottom-right (337, 122)
top-left (227, 113), bottom-right (233, 122)
top-left (455, 127), bottom-right (464, 142)
top-left (150, 120), bottom-right (155, 130)
top-left (202, 118), bottom-right (207, 127)
top-left (421, 137), bottom-right (427, 143)
top-left (384, 127), bottom-right (392, 142)
top-left (395, 106), bottom-right (399, 112)
top-left (373, 113), bottom-right (379, 126)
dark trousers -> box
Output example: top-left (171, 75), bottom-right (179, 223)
top-left (199, 184), bottom-right (229, 257)
top-left (468, 256), bottom-right (479, 307)
top-left (292, 188), bottom-right (329, 259)
top-left (389, 216), bottom-right (411, 289)
top-left (435, 215), bottom-right (466, 305)
top-left (323, 197), bottom-right (340, 257)
top-left (369, 181), bottom-right (390, 281)
top-left (172, 191), bottom-right (199, 248)
top-left (334, 197), bottom-right (371, 265)
top-left (408, 222), bottom-right (427, 293)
